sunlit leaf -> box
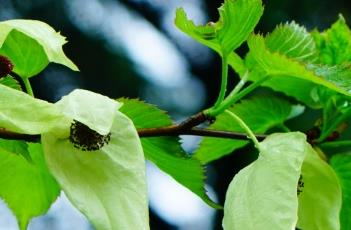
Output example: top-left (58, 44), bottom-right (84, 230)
top-left (330, 153), bottom-right (351, 230)
top-left (246, 34), bottom-right (351, 107)
top-left (265, 21), bottom-right (318, 62)
top-left (118, 98), bottom-right (220, 208)
top-left (0, 143), bottom-right (60, 230)
top-left (195, 96), bottom-right (292, 163)
top-left (175, 0), bottom-right (263, 56)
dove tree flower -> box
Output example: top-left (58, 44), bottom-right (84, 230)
top-left (223, 132), bottom-right (342, 230)
top-left (0, 84), bottom-right (149, 230)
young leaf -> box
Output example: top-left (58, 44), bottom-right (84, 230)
top-left (312, 15), bottom-right (351, 65)
top-left (195, 96), bottom-right (292, 163)
top-left (297, 146), bottom-right (341, 230)
top-left (0, 29), bottom-right (49, 78)
top-left (118, 98), bottom-right (220, 208)
top-left (0, 143), bottom-right (60, 230)
top-left (223, 132), bottom-right (307, 229)
top-left (175, 0), bottom-right (263, 57)
top-left (265, 21), bottom-right (318, 62)
top-left (0, 19), bottom-right (78, 76)
top-left (330, 153), bottom-right (351, 230)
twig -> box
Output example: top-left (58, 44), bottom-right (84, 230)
top-left (0, 128), bottom-right (40, 142)
top-left (138, 127), bottom-right (267, 140)
top-left (0, 112), bottom-right (267, 142)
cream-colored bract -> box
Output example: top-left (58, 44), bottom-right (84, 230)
top-left (0, 84), bottom-right (149, 229)
top-left (222, 132), bottom-right (341, 230)
top-left (0, 20), bottom-right (78, 71)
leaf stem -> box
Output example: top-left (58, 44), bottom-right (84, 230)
top-left (205, 75), bottom-right (269, 117)
top-left (317, 108), bottom-right (351, 142)
top-left (23, 78), bottom-right (34, 97)
top-left (319, 140), bottom-right (351, 149)
top-left (213, 56), bottom-right (228, 108)
top-left (225, 110), bottom-right (261, 151)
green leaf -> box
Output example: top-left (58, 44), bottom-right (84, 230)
top-left (175, 0), bottom-right (263, 56)
top-left (265, 21), bottom-right (318, 62)
top-left (0, 143), bottom-right (60, 230)
top-left (118, 98), bottom-right (220, 208)
top-left (0, 84), bottom-right (67, 134)
top-left (330, 153), bottom-right (351, 230)
top-left (312, 15), bottom-right (351, 65)
top-left (223, 132), bottom-right (307, 229)
top-left (195, 96), bottom-right (292, 163)
top-left (309, 64), bottom-right (351, 94)
top-left (42, 91), bottom-right (149, 229)
top-left (246, 34), bottom-right (351, 107)
top-left (297, 147), bottom-right (342, 230)
top-left (312, 84), bottom-right (351, 141)
top-left (0, 139), bottom-right (32, 161)
top-left (0, 19), bottom-right (78, 76)
top-left (0, 75), bottom-right (21, 91)
top-left (0, 29), bottom-right (49, 78)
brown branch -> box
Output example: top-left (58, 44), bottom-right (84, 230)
top-left (0, 112), bottom-right (267, 142)
top-left (0, 128), bottom-right (40, 142)
top-left (138, 127), bottom-right (267, 141)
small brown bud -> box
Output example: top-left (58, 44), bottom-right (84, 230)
top-left (0, 55), bottom-right (14, 78)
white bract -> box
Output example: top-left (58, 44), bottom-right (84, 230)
top-left (223, 132), bottom-right (341, 230)
top-left (0, 84), bottom-right (149, 230)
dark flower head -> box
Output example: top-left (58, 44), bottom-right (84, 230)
top-left (69, 120), bottom-right (111, 151)
top-left (0, 55), bottom-right (14, 78)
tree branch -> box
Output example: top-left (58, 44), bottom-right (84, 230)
top-left (0, 128), bottom-right (40, 142)
top-left (0, 112), bottom-right (267, 142)
top-left (138, 127), bottom-right (267, 140)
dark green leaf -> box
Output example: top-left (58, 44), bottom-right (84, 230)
top-left (195, 96), bottom-right (292, 163)
top-left (118, 98), bottom-right (220, 208)
top-left (330, 153), bottom-right (351, 230)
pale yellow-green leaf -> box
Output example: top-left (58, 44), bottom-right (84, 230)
top-left (42, 90), bottom-right (149, 230)
top-left (297, 146), bottom-right (342, 230)
top-left (0, 84), bottom-right (67, 134)
top-left (55, 89), bottom-right (122, 136)
top-left (223, 132), bottom-right (307, 230)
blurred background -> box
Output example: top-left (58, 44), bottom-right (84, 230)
top-left (0, 0), bottom-right (350, 229)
